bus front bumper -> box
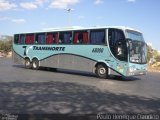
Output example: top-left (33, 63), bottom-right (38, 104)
top-left (127, 70), bottom-right (147, 76)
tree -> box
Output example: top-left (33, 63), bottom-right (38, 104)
top-left (0, 41), bottom-right (4, 51)
top-left (0, 35), bottom-right (13, 53)
top-left (147, 45), bottom-right (153, 62)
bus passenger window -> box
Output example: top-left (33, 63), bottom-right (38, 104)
top-left (59, 34), bottom-right (63, 43)
top-left (83, 32), bottom-right (89, 44)
top-left (19, 34), bottom-right (25, 44)
top-left (46, 33), bottom-right (58, 44)
top-left (53, 34), bottom-right (58, 43)
top-left (74, 32), bottom-right (82, 44)
top-left (25, 34), bottom-right (34, 44)
top-left (78, 33), bottom-right (83, 43)
top-left (90, 30), bottom-right (105, 44)
top-left (46, 33), bottom-right (53, 44)
top-left (14, 35), bottom-right (19, 44)
top-left (73, 31), bottom-right (89, 44)
top-left (59, 32), bottom-right (72, 44)
top-left (36, 33), bottom-right (45, 44)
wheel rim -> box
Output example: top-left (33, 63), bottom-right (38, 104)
top-left (33, 62), bottom-right (37, 68)
top-left (99, 68), bottom-right (106, 75)
top-left (26, 60), bottom-right (30, 66)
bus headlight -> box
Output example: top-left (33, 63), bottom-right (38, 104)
top-left (129, 67), bottom-right (136, 72)
top-left (145, 67), bottom-right (148, 71)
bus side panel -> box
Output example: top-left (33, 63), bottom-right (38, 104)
top-left (40, 55), bottom-right (59, 68)
top-left (12, 50), bottom-right (24, 65)
top-left (58, 54), bottom-right (74, 70)
top-left (40, 54), bottom-right (96, 72)
top-left (72, 55), bottom-right (96, 72)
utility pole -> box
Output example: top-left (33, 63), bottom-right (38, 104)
top-left (64, 8), bottom-right (74, 27)
top-left (1, 35), bottom-right (6, 53)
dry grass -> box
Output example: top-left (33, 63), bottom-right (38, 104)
top-left (148, 63), bottom-right (160, 72)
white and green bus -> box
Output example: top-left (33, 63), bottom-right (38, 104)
top-left (13, 26), bottom-right (147, 78)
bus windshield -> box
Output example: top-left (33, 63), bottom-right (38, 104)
top-left (127, 30), bottom-right (147, 64)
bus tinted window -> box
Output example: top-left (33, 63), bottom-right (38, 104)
top-left (59, 32), bottom-right (72, 44)
top-left (25, 34), bottom-right (34, 44)
top-left (108, 29), bottom-right (128, 61)
top-left (36, 33), bottom-right (45, 44)
top-left (14, 34), bottom-right (19, 44)
top-left (19, 34), bottom-right (25, 44)
top-left (73, 31), bottom-right (89, 44)
top-left (90, 30), bottom-right (105, 44)
top-left (46, 33), bottom-right (58, 44)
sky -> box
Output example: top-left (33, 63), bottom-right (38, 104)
top-left (0, 0), bottom-right (160, 50)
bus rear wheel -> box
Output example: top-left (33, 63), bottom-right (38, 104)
top-left (95, 64), bottom-right (108, 79)
top-left (32, 58), bottom-right (39, 70)
top-left (25, 58), bottom-right (32, 69)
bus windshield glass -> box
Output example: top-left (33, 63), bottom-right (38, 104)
top-left (127, 30), bottom-right (147, 64)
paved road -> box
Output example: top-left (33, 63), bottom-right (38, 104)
top-left (0, 58), bottom-right (160, 119)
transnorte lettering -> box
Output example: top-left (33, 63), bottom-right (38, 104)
top-left (33, 46), bottom-right (65, 51)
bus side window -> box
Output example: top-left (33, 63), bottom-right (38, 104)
top-left (108, 29), bottom-right (127, 61)
top-left (46, 33), bottom-right (53, 44)
top-left (90, 30), bottom-right (105, 44)
top-left (82, 32), bottom-right (89, 44)
top-left (59, 32), bottom-right (72, 44)
top-left (14, 34), bottom-right (19, 44)
top-left (25, 34), bottom-right (34, 44)
top-left (53, 33), bottom-right (58, 44)
top-left (46, 33), bottom-right (58, 44)
top-left (36, 33), bottom-right (45, 44)
top-left (74, 32), bottom-right (83, 44)
top-left (19, 34), bottom-right (25, 44)
top-left (59, 33), bottom-right (63, 44)
top-left (73, 32), bottom-right (78, 44)
top-left (73, 31), bottom-right (89, 44)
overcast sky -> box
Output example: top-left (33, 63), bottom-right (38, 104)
top-left (0, 0), bottom-right (160, 50)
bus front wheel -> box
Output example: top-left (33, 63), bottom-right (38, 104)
top-left (25, 58), bottom-right (32, 69)
top-left (32, 58), bottom-right (39, 70)
top-left (95, 64), bottom-right (108, 79)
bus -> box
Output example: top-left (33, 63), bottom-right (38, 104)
top-left (12, 26), bottom-right (147, 78)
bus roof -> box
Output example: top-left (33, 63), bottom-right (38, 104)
top-left (14, 26), bottom-right (141, 35)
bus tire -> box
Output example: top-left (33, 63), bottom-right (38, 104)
top-left (95, 64), bottom-right (108, 79)
top-left (50, 68), bottom-right (57, 72)
top-left (25, 58), bottom-right (32, 69)
top-left (32, 58), bottom-right (39, 70)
